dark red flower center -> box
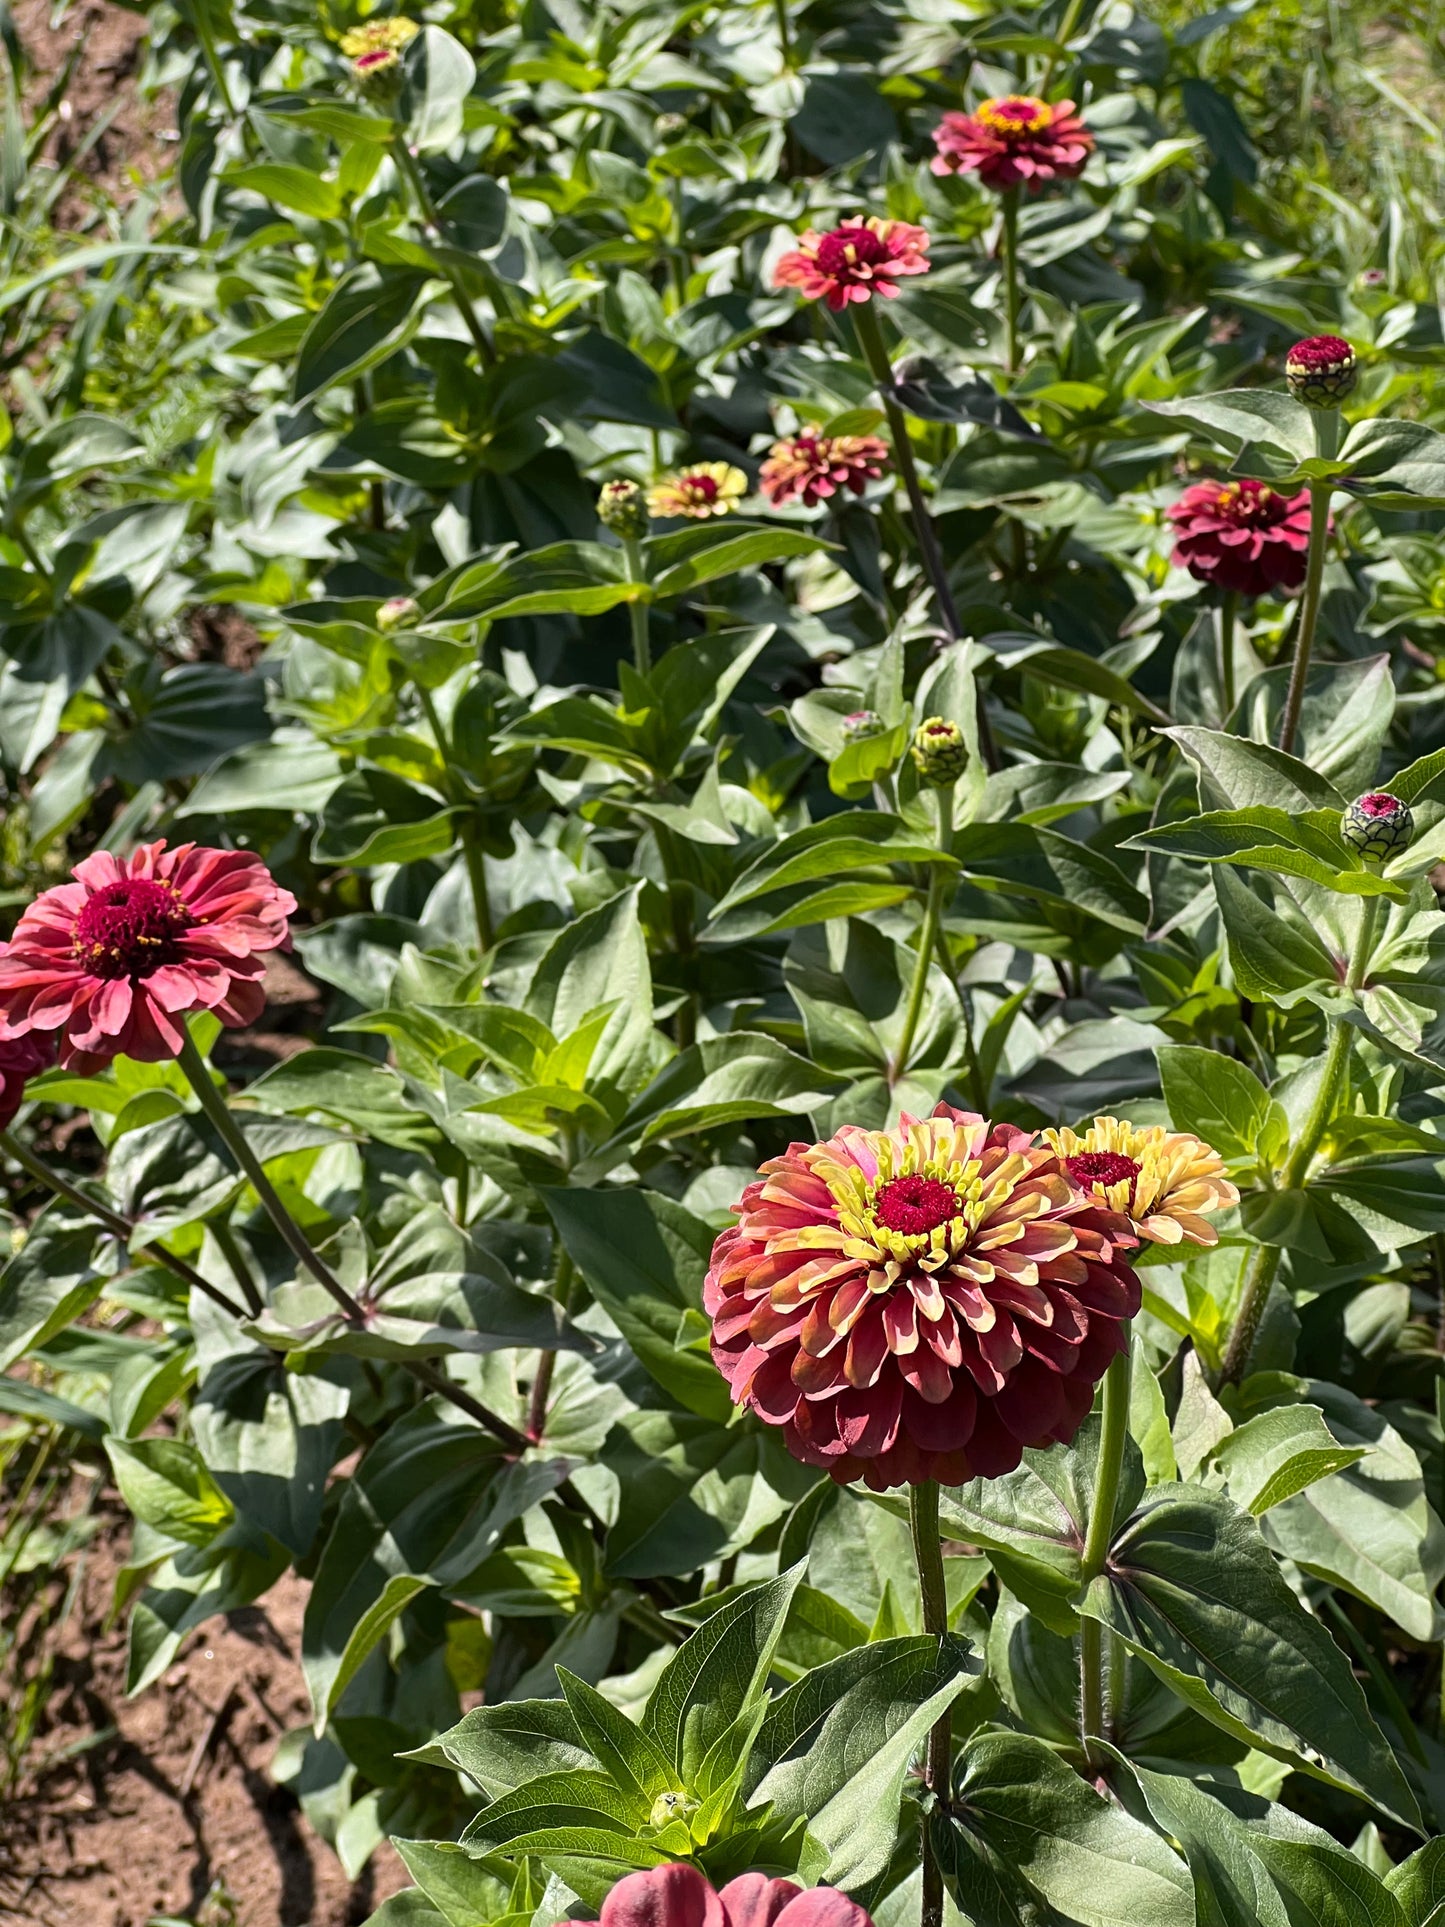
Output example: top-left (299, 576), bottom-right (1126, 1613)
top-left (72, 878), bottom-right (193, 981)
top-left (683, 474), bottom-right (719, 502)
top-left (1357, 791), bottom-right (1403, 816)
top-left (1287, 334), bottom-right (1352, 369)
top-left (815, 225), bottom-right (890, 275)
top-left (874, 1174), bottom-right (962, 1234)
top-left (1066, 1151), bottom-right (1140, 1190)
top-left (354, 47), bottom-right (397, 69)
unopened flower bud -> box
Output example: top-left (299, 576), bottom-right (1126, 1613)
top-left (841, 708), bottom-right (885, 743)
top-left (376, 595), bottom-right (420, 632)
top-left (910, 715), bottom-right (968, 786)
top-left (655, 112), bottom-right (688, 141)
top-left (1341, 790), bottom-right (1413, 864)
top-left (1285, 335), bottom-right (1356, 409)
top-left (597, 479), bottom-right (650, 539)
top-left (351, 44), bottom-right (405, 96)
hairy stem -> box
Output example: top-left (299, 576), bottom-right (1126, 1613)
top-left (1218, 589), bottom-right (1238, 720)
top-left (1276, 409), bottom-right (1340, 756)
top-left (910, 1480), bottom-right (951, 1927)
top-left (890, 786), bottom-right (954, 1085)
top-left (1000, 189), bottom-right (1021, 377)
top-left (1079, 1338), bottom-right (1131, 1766)
top-left (623, 536), bottom-right (652, 676)
top-left (0, 1127), bottom-right (248, 1321)
top-left (526, 1248), bottom-right (575, 1443)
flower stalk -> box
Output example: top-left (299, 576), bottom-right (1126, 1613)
top-left (1276, 407), bottom-right (1341, 757)
top-left (909, 1479), bottom-right (951, 1927)
top-left (1000, 188), bottom-right (1021, 377)
top-left (392, 141), bottom-right (497, 368)
top-left (1218, 589), bottom-right (1238, 719)
top-left (623, 539), bottom-right (652, 677)
top-left (1078, 1334), bottom-right (1131, 1767)
top-left (890, 778), bottom-right (954, 1086)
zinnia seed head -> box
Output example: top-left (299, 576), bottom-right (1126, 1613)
top-left (72, 879), bottom-right (194, 981)
top-left (1285, 334), bottom-right (1356, 408)
top-left (1341, 790), bottom-right (1412, 864)
top-left (911, 716), bottom-right (968, 786)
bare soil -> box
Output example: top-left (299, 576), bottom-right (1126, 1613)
top-left (0, 1497), bottom-right (408, 1927)
top-left (13, 0), bottom-right (171, 215)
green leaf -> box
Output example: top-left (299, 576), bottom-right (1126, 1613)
top-left (644, 522), bottom-right (829, 599)
top-left (1340, 416), bottom-right (1445, 508)
top-left (227, 163), bottom-right (343, 219)
top-left (937, 1731), bottom-right (1193, 1927)
top-left (711, 813), bottom-right (955, 918)
top-left (542, 1186), bottom-right (728, 1421)
top-left (1213, 1405), bottom-right (1368, 1515)
top-left (1083, 1484), bottom-right (1419, 1824)
top-left (1145, 390), bottom-right (1317, 465)
top-left (404, 26), bottom-right (477, 154)
top-left (294, 264), bottom-right (425, 401)
top-left (0, 1219), bottom-right (107, 1370)
top-left (105, 1436), bottom-right (234, 1548)
top-left (405, 1699), bottom-right (596, 1795)
top-left (1165, 727), bottom-right (1346, 813)
top-left (431, 543), bottom-right (630, 622)
top-left (1213, 864), bottom-right (1339, 1001)
top-left (556, 1669), bottom-right (680, 1803)
top-left (1386, 1839), bottom-right (1445, 1926)
top-left (312, 768), bottom-right (454, 867)
top-left (641, 1566), bottom-right (804, 1780)
top-left (1158, 1044), bottom-right (1273, 1161)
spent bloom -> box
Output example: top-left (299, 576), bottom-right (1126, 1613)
top-left (760, 433), bottom-right (890, 509)
top-left (1341, 791), bottom-right (1413, 864)
top-left (0, 842), bottom-right (296, 1075)
top-left (1167, 478), bottom-right (1313, 599)
top-left (1285, 334), bottom-right (1356, 408)
top-left (0, 1031), bottom-right (56, 1134)
top-left (1045, 1118), bottom-right (1239, 1248)
top-left (773, 217), bottom-right (930, 311)
top-left (703, 1104), bottom-right (1144, 1490)
top-left (931, 96), bottom-right (1094, 192)
top-left (647, 463), bottom-right (748, 521)
top-left (600, 1869), bottom-right (872, 1927)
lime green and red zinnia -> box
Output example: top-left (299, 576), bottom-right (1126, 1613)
top-left (931, 96), bottom-right (1093, 191)
top-left (773, 217), bottom-right (930, 310)
top-left (0, 841), bottom-right (295, 1074)
top-left (704, 1103), bottom-right (1144, 1490)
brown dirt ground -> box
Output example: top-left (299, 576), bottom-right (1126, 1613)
top-left (0, 1496), bottom-right (409, 1927)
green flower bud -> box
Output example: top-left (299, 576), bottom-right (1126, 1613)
top-left (351, 44), bottom-right (406, 97)
top-left (597, 479), bottom-right (650, 540)
top-left (911, 715), bottom-right (968, 787)
top-left (376, 595), bottom-right (420, 632)
top-left (841, 708), bottom-right (885, 743)
top-left (1341, 790), bottom-right (1412, 865)
top-left (1285, 335), bottom-right (1356, 409)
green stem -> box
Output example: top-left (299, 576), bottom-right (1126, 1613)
top-left (11, 520), bottom-right (50, 582)
top-left (459, 817), bottom-right (494, 954)
top-left (1219, 892), bottom-right (1379, 1384)
top-left (853, 303), bottom-right (961, 643)
top-left (1078, 1338), bottom-right (1131, 1767)
top-left (394, 142), bottom-right (496, 367)
top-left (1218, 589), bottom-right (1238, 720)
top-left (527, 1248), bottom-right (575, 1443)
top-left (1000, 189), bottom-right (1021, 378)
top-left (0, 1127), bottom-right (248, 1321)
top-left (1276, 409), bottom-right (1340, 757)
top-left (192, 9), bottom-right (237, 117)
top-left (890, 787), bottom-right (954, 1085)
top-left (909, 1480), bottom-right (951, 1927)
top-left (623, 536), bottom-right (652, 676)
top-left (773, 0), bottom-right (792, 66)
top-left (1039, 0), bottom-right (1086, 92)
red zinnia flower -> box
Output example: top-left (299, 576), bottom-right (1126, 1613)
top-left (931, 96), bottom-right (1094, 192)
top-left (0, 841), bottom-right (296, 1075)
top-left (600, 1867), bottom-right (871, 1927)
top-left (1167, 478), bottom-right (1314, 599)
top-left (0, 1030), bottom-right (55, 1132)
top-left (773, 217), bottom-right (930, 311)
top-left (759, 433), bottom-right (890, 508)
top-left (703, 1104), bottom-right (1141, 1491)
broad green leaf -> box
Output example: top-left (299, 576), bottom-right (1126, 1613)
top-left (105, 1436), bottom-right (234, 1548)
top-left (556, 1669), bottom-right (680, 1802)
top-left (1145, 390), bottom-right (1317, 464)
top-left (1158, 1044), bottom-right (1273, 1162)
top-left (710, 812), bottom-right (955, 918)
top-left (645, 523), bottom-right (829, 598)
top-left (227, 163), bottom-right (343, 218)
top-left (0, 1218), bottom-right (108, 1370)
top-left (294, 265), bottom-right (426, 400)
top-left (1387, 1838), bottom-right (1445, 1926)
top-left (1213, 1405), bottom-right (1368, 1515)
top-left (405, 1700), bottom-right (597, 1795)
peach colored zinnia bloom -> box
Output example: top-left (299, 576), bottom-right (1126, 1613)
top-left (773, 217), bottom-right (930, 311)
top-left (760, 432), bottom-right (889, 508)
top-left (0, 841), bottom-right (296, 1074)
top-left (1046, 1117), bottom-right (1238, 1247)
top-left (931, 96), bottom-right (1094, 191)
top-left (704, 1103), bottom-right (1141, 1491)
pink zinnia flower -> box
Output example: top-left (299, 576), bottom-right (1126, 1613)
top-left (0, 1031), bottom-right (55, 1131)
top-left (773, 217), bottom-right (930, 311)
top-left (600, 1867), bottom-right (871, 1927)
top-left (1167, 477), bottom-right (1314, 598)
top-left (759, 433), bottom-right (890, 508)
top-left (703, 1103), bottom-right (1141, 1491)
top-left (0, 841), bottom-right (296, 1074)
top-left (931, 96), bottom-right (1094, 191)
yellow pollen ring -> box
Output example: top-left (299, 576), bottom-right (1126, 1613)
top-left (978, 95), bottom-right (1052, 136)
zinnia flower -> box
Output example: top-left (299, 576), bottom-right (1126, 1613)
top-left (703, 1103), bottom-right (1142, 1491)
top-left (1167, 478), bottom-right (1313, 599)
top-left (759, 433), bottom-right (889, 509)
top-left (0, 842), bottom-right (296, 1075)
top-left (931, 97), bottom-right (1094, 191)
top-left (773, 217), bottom-right (930, 311)
top-left (647, 464), bottom-right (748, 520)
top-left (338, 17), bottom-right (418, 55)
top-left (600, 1866), bottom-right (871, 1927)
top-left (0, 1031), bottom-right (55, 1132)
top-left (1045, 1118), bottom-right (1238, 1248)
